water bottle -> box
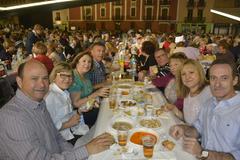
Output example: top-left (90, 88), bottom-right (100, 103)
top-left (130, 52), bottom-right (137, 81)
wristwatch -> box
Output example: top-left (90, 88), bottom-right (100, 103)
top-left (198, 150), bottom-right (209, 159)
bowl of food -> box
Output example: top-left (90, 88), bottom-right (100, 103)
top-left (129, 128), bottom-right (159, 149)
top-left (111, 116), bottom-right (135, 132)
top-left (139, 117), bottom-right (161, 129)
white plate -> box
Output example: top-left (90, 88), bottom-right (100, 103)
top-left (128, 128), bottom-right (160, 150)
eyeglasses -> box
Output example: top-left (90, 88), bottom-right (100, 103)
top-left (57, 73), bottom-right (73, 80)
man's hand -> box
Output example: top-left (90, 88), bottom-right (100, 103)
top-left (183, 136), bottom-right (202, 157)
top-left (169, 125), bottom-right (184, 140)
top-left (86, 133), bottom-right (114, 155)
top-left (68, 114), bottom-right (80, 126)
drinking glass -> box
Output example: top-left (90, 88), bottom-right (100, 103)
top-left (142, 135), bottom-right (156, 159)
top-left (109, 95), bottom-right (117, 110)
top-left (117, 130), bottom-right (128, 152)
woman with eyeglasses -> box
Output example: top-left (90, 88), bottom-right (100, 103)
top-left (45, 62), bottom-right (89, 145)
top-left (69, 51), bottom-right (109, 128)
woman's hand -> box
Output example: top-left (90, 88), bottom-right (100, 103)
top-left (95, 87), bottom-right (110, 98)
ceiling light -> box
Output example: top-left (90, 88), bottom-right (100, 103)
top-left (210, 9), bottom-right (240, 21)
top-left (0, 0), bottom-right (76, 11)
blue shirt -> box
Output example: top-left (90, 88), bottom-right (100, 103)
top-left (194, 92), bottom-right (240, 159)
top-left (87, 60), bottom-right (106, 85)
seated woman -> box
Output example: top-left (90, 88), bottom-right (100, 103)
top-left (137, 40), bottom-right (157, 81)
top-left (45, 62), bottom-right (89, 145)
top-left (167, 59), bottom-right (212, 125)
top-left (69, 51), bottom-right (109, 128)
top-left (164, 52), bottom-right (188, 111)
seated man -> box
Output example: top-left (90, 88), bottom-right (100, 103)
top-left (150, 49), bottom-right (173, 92)
top-left (169, 59), bottom-right (240, 160)
top-left (0, 60), bottom-right (114, 160)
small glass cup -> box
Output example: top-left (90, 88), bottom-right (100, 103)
top-left (142, 135), bottom-right (156, 159)
top-left (117, 130), bottom-right (128, 152)
top-left (144, 104), bottom-right (154, 116)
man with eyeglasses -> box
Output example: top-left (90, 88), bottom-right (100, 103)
top-left (0, 60), bottom-right (114, 160)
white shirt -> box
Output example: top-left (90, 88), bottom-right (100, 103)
top-left (184, 86), bottom-right (212, 125)
top-left (45, 83), bottom-right (88, 141)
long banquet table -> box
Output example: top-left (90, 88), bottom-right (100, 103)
top-left (88, 83), bottom-right (197, 160)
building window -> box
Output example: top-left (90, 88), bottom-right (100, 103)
top-left (100, 8), bottom-right (106, 17)
top-left (55, 12), bottom-right (61, 21)
top-left (145, 7), bottom-right (153, 20)
top-left (131, 7), bottom-right (136, 17)
top-left (161, 8), bottom-right (169, 19)
top-left (84, 7), bottom-right (92, 20)
top-left (114, 7), bottom-right (122, 20)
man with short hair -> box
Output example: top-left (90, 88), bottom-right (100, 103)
top-left (0, 60), bottom-right (114, 160)
top-left (87, 42), bottom-right (107, 86)
top-left (169, 59), bottom-right (240, 160)
top-left (26, 24), bottom-right (44, 55)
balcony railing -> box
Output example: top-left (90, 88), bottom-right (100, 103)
top-left (143, 16), bottom-right (154, 20)
top-left (112, 16), bottom-right (124, 21)
top-left (160, 0), bottom-right (171, 5)
top-left (158, 16), bottom-right (171, 20)
top-left (184, 17), bottom-right (206, 23)
top-left (83, 16), bottom-right (93, 21)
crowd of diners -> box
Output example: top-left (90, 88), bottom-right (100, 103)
top-left (0, 23), bottom-right (240, 160)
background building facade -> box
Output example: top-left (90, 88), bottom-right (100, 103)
top-left (53, 0), bottom-right (178, 33)
top-left (52, 0), bottom-right (240, 34)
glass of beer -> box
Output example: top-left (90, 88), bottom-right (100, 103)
top-left (109, 95), bottom-right (117, 110)
top-left (117, 130), bottom-right (128, 152)
top-left (142, 135), bottom-right (156, 159)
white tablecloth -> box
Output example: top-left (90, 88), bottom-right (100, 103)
top-left (88, 85), bottom-right (196, 160)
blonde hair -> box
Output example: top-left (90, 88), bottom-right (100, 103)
top-left (49, 62), bottom-right (72, 83)
top-left (176, 59), bottom-right (208, 98)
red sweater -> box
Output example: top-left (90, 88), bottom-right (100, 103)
top-left (34, 55), bottom-right (54, 73)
